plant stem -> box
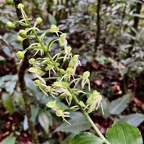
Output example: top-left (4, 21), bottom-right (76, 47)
top-left (71, 92), bottom-right (110, 144)
top-left (14, 1), bottom-right (39, 143)
top-left (94, 0), bottom-right (101, 53)
top-left (81, 107), bottom-right (110, 144)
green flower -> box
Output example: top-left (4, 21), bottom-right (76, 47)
top-left (81, 71), bottom-right (90, 91)
top-left (86, 90), bottom-right (103, 113)
top-left (50, 25), bottom-right (59, 33)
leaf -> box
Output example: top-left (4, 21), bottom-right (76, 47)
top-left (1, 135), bottom-right (16, 144)
top-left (38, 112), bottom-right (49, 133)
top-left (0, 17), bottom-right (9, 24)
top-left (5, 81), bottom-right (17, 94)
top-left (106, 122), bottom-right (143, 144)
top-left (69, 132), bottom-right (103, 144)
top-left (120, 113), bottom-right (144, 127)
top-left (55, 112), bottom-right (91, 133)
top-left (23, 115), bottom-right (28, 130)
top-left (0, 56), bottom-right (6, 61)
top-left (2, 93), bottom-right (13, 115)
top-left (48, 14), bottom-right (57, 25)
top-left (31, 105), bottom-right (39, 122)
top-left (14, 92), bottom-right (25, 108)
top-left (61, 134), bottom-right (77, 144)
top-left (109, 93), bottom-right (131, 115)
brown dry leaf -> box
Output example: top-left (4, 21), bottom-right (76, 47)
top-left (92, 61), bottom-right (98, 69)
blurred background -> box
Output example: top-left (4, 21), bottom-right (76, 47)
top-left (0, 0), bottom-right (144, 143)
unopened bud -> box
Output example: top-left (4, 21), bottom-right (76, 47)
top-left (16, 51), bottom-right (25, 59)
top-left (18, 3), bottom-right (24, 9)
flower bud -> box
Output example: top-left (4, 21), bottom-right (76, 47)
top-left (18, 3), bottom-right (24, 9)
top-left (36, 17), bottom-right (42, 23)
top-left (66, 46), bottom-right (72, 52)
top-left (16, 51), bottom-right (25, 59)
top-left (45, 86), bottom-right (51, 92)
top-left (7, 22), bottom-right (13, 28)
top-left (46, 101), bottom-right (56, 109)
top-left (28, 67), bottom-right (44, 75)
top-left (29, 58), bottom-right (35, 64)
top-left (17, 36), bottom-right (23, 43)
top-left (34, 79), bottom-right (41, 86)
top-left (60, 33), bottom-right (67, 39)
top-left (73, 55), bottom-right (79, 61)
top-left (83, 71), bottom-right (90, 78)
top-left (50, 25), bottom-right (59, 33)
top-left (19, 30), bottom-right (27, 38)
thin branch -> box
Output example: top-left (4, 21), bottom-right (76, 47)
top-left (94, 0), bottom-right (101, 53)
top-left (13, 0), bottom-right (39, 143)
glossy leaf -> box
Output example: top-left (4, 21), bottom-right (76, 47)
top-left (2, 93), bottom-right (13, 115)
top-left (38, 112), bottom-right (49, 133)
top-left (69, 132), bottom-right (103, 144)
top-left (109, 93), bottom-right (131, 115)
top-left (106, 122), bottom-right (143, 144)
top-left (31, 105), bottom-right (39, 122)
top-left (48, 13), bottom-right (57, 25)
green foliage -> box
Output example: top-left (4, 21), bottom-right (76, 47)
top-left (1, 135), bottom-right (16, 144)
top-left (2, 93), bottom-right (14, 115)
top-left (109, 93), bottom-right (131, 115)
top-left (106, 122), bottom-right (143, 144)
top-left (69, 132), bottom-right (103, 144)
top-left (0, 0), bottom-right (144, 143)
top-left (55, 112), bottom-right (91, 133)
top-left (120, 113), bottom-right (144, 127)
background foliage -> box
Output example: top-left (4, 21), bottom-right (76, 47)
top-left (0, 0), bottom-right (144, 143)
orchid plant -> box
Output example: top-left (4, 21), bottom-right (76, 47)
top-left (8, 3), bottom-right (110, 144)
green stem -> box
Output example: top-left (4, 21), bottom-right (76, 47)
top-left (71, 92), bottom-right (110, 144)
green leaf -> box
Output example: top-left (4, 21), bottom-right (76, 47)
top-left (69, 132), bottom-right (103, 144)
top-left (55, 112), bottom-right (91, 133)
top-left (109, 93), bottom-right (131, 115)
top-left (31, 105), bottom-right (39, 122)
top-left (14, 92), bottom-right (25, 108)
top-left (106, 122), bottom-right (143, 144)
top-left (38, 112), bottom-right (49, 133)
top-left (2, 93), bottom-right (13, 115)
top-left (5, 81), bottom-right (17, 94)
top-left (1, 135), bottom-right (16, 144)
top-left (120, 113), bottom-right (144, 127)
top-left (48, 14), bottom-right (57, 25)
top-left (0, 17), bottom-right (9, 24)
top-left (0, 56), bottom-right (6, 61)
top-left (61, 134), bottom-right (77, 144)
